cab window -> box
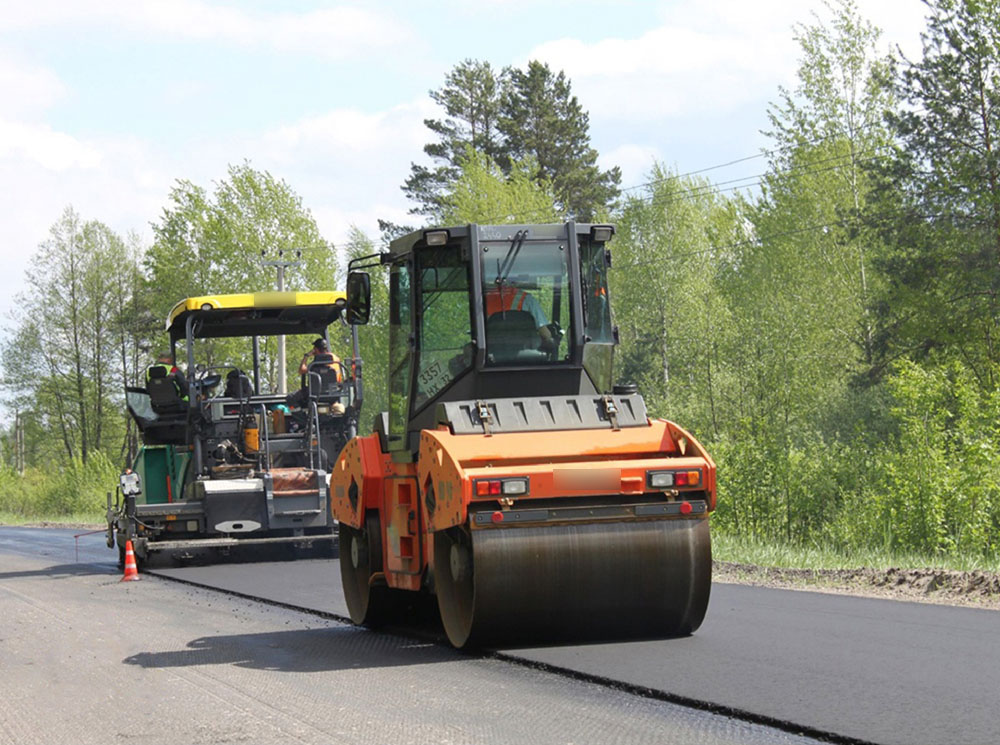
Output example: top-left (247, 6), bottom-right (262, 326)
top-left (414, 244), bottom-right (474, 409)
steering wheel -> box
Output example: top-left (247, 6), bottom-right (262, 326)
top-left (191, 367), bottom-right (224, 399)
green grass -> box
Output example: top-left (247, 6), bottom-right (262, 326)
top-left (714, 531), bottom-right (1000, 573)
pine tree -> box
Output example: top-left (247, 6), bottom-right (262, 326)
top-left (403, 59), bottom-right (620, 222)
top-left (500, 60), bottom-right (620, 221)
top-left (402, 59), bottom-right (504, 219)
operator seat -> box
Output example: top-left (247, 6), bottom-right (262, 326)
top-left (224, 369), bottom-right (253, 399)
top-left (146, 366), bottom-right (186, 415)
top-left (485, 310), bottom-right (538, 362)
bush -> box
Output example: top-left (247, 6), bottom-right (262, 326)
top-left (0, 451), bottom-right (119, 520)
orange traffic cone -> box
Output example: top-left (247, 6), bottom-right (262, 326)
top-left (120, 540), bottom-right (140, 582)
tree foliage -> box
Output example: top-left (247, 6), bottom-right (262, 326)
top-left (876, 0), bottom-right (1000, 387)
top-left (440, 149), bottom-right (559, 225)
top-left (146, 162), bottom-right (338, 391)
top-left (2, 207), bottom-right (149, 466)
top-left (405, 59), bottom-right (620, 223)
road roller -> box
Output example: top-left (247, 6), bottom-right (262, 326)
top-left (331, 222), bottom-right (716, 648)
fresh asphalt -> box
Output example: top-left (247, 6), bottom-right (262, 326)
top-left (4, 526), bottom-right (998, 745)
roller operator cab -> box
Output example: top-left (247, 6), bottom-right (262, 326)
top-left (108, 290), bottom-right (363, 567)
top-left (331, 223), bottom-right (716, 648)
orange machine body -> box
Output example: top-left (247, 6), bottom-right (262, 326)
top-left (330, 417), bottom-right (715, 593)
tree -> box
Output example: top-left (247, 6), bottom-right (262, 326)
top-left (501, 60), bottom-right (620, 221)
top-left (876, 0), bottom-right (1000, 387)
top-left (712, 0), bottom-right (895, 540)
top-left (2, 207), bottom-right (144, 466)
top-left (404, 59), bottom-right (620, 222)
top-left (146, 162), bottom-right (338, 391)
top-left (440, 149), bottom-right (559, 225)
top-left (611, 165), bottom-right (740, 437)
top-left (403, 60), bottom-right (505, 219)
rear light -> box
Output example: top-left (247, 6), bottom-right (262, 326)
top-left (502, 478), bottom-right (528, 496)
top-left (675, 470), bottom-right (701, 486)
top-left (648, 471), bottom-right (674, 488)
top-left (475, 477), bottom-right (530, 498)
top-left (648, 469), bottom-right (701, 489)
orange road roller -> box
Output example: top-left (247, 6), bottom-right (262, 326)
top-left (331, 222), bottom-right (716, 648)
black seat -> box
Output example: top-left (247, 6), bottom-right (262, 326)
top-left (486, 310), bottom-right (538, 362)
top-left (308, 359), bottom-right (343, 403)
top-left (147, 366), bottom-right (186, 415)
top-left (224, 369), bottom-right (253, 399)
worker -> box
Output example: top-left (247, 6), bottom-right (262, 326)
top-left (287, 338), bottom-right (343, 409)
top-left (484, 283), bottom-right (555, 351)
top-left (298, 337), bottom-right (342, 379)
top-left (146, 351), bottom-right (189, 400)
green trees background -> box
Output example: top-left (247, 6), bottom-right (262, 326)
top-left (4, 0), bottom-right (1000, 564)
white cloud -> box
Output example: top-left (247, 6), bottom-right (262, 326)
top-left (601, 143), bottom-right (662, 187)
top-left (0, 0), bottom-right (411, 59)
top-left (524, 16), bottom-right (795, 122)
top-left (0, 53), bottom-right (66, 118)
top-left (0, 119), bottom-right (101, 170)
top-left (523, 0), bottom-right (926, 123)
top-left (247, 99), bottom-right (436, 241)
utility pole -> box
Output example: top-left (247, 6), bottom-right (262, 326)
top-left (261, 248), bottom-right (303, 394)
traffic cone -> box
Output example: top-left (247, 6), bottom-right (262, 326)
top-left (120, 540), bottom-right (140, 582)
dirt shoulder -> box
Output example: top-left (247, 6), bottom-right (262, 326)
top-left (11, 521), bottom-right (105, 531)
top-left (715, 560), bottom-right (1000, 611)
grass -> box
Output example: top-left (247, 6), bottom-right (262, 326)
top-left (714, 531), bottom-right (1000, 573)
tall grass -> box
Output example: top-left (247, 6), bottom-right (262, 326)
top-left (0, 452), bottom-right (118, 523)
top-left (713, 531), bottom-right (1000, 573)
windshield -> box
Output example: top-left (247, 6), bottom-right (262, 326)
top-left (480, 238), bottom-right (572, 365)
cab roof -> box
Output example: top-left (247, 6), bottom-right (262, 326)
top-left (167, 291), bottom-right (346, 342)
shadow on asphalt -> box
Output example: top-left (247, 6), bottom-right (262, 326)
top-left (123, 626), bottom-right (457, 673)
top-left (0, 562), bottom-right (114, 580)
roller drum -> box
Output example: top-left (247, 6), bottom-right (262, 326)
top-left (435, 516), bottom-right (711, 648)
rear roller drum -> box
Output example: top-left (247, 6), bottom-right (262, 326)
top-left (339, 512), bottom-right (397, 627)
top-left (434, 517), bottom-right (712, 649)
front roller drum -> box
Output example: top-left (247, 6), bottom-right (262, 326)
top-left (435, 517), bottom-right (711, 648)
top-left (340, 513), bottom-right (402, 628)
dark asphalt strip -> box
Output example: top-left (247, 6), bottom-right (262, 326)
top-left (147, 567), bottom-right (863, 745)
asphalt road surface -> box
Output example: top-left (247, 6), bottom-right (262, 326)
top-left (3, 527), bottom-right (999, 744)
top-left (151, 540), bottom-right (1000, 745)
top-left (0, 526), bottom-right (820, 745)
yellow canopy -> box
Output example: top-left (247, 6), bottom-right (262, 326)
top-left (167, 290), bottom-right (346, 340)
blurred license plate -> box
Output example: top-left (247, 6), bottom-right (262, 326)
top-left (554, 468), bottom-right (620, 492)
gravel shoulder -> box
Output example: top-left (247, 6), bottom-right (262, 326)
top-left (714, 560), bottom-right (1000, 611)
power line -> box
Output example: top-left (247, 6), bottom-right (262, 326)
top-left (617, 118), bottom-right (896, 195)
top-left (484, 147), bottom-right (893, 225)
top-left (607, 206), bottom-right (993, 272)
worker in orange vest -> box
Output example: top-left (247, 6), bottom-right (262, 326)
top-left (484, 283), bottom-right (555, 351)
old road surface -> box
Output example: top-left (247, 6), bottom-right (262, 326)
top-left (0, 527), bottom-right (996, 745)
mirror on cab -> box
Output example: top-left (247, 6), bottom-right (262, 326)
top-left (346, 271), bottom-right (372, 325)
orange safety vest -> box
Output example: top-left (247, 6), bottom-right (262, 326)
top-left (485, 287), bottom-right (528, 316)
top-left (304, 354), bottom-right (344, 385)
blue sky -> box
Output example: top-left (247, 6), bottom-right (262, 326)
top-left (0, 0), bottom-right (928, 320)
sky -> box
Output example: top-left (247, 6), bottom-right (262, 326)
top-left (0, 0), bottom-right (930, 323)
